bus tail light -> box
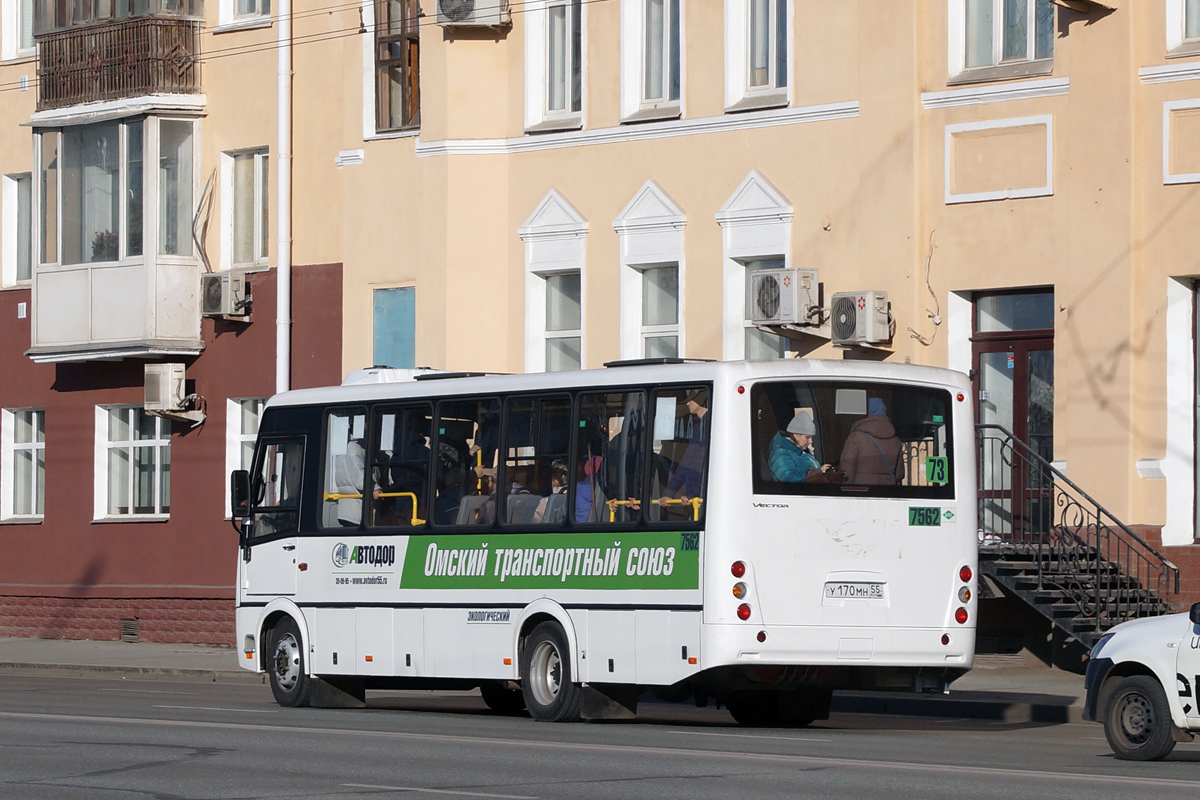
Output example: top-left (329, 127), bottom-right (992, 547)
top-left (757, 631), bottom-right (767, 643)
top-left (954, 607), bottom-right (968, 624)
top-left (941, 634), bottom-right (950, 646)
top-left (731, 561), bottom-right (746, 578)
top-left (958, 587), bottom-right (971, 603)
top-left (959, 565), bottom-right (972, 583)
top-left (732, 582), bottom-right (747, 598)
top-left (737, 603), bottom-right (752, 621)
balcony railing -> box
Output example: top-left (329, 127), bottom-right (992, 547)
top-left (36, 17), bottom-right (201, 111)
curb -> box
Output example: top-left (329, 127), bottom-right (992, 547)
top-left (0, 662), bottom-right (264, 684)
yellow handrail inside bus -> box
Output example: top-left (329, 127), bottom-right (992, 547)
top-left (607, 497), bottom-right (703, 522)
top-left (323, 491), bottom-right (425, 526)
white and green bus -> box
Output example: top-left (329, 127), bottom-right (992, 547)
top-left (232, 358), bottom-right (977, 725)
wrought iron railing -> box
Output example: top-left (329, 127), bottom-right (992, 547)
top-left (36, 17), bottom-right (201, 111)
top-left (976, 424), bottom-right (1179, 635)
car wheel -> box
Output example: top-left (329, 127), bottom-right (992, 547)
top-left (268, 617), bottom-right (312, 708)
top-left (520, 622), bottom-right (582, 722)
top-left (1103, 675), bottom-right (1176, 761)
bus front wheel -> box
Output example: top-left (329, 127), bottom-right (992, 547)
top-left (268, 617), bottom-right (313, 708)
top-left (520, 622), bottom-right (583, 722)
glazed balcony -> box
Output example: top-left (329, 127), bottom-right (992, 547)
top-left (35, 3), bottom-right (203, 111)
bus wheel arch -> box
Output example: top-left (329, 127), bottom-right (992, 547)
top-left (256, 601), bottom-right (308, 673)
top-left (514, 601), bottom-right (580, 680)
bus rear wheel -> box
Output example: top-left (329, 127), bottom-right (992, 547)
top-left (268, 617), bottom-right (312, 708)
top-left (480, 681), bottom-right (527, 714)
top-left (520, 622), bottom-right (583, 722)
top-left (1104, 675), bottom-right (1176, 761)
top-left (726, 691), bottom-right (779, 726)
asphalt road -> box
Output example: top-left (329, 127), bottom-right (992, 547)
top-left (0, 673), bottom-right (1196, 799)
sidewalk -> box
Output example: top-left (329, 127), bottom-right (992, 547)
top-left (0, 637), bottom-right (1086, 722)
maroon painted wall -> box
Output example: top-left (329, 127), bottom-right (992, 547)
top-left (0, 264), bottom-right (341, 642)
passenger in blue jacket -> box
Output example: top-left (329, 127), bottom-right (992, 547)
top-left (768, 411), bottom-right (832, 482)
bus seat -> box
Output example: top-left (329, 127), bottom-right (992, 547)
top-left (455, 495), bottom-right (489, 525)
top-left (542, 492), bottom-right (567, 524)
top-left (506, 494), bottom-right (541, 525)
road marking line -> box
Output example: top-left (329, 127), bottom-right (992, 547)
top-left (0, 710), bottom-right (1193, 790)
top-left (99, 689), bottom-right (199, 695)
top-left (672, 730), bottom-right (833, 743)
top-left (344, 783), bottom-right (536, 799)
top-left (153, 705), bottom-right (278, 714)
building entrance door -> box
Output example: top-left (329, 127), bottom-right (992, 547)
top-left (972, 291), bottom-right (1055, 542)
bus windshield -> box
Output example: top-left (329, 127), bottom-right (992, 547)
top-left (751, 380), bottom-right (954, 499)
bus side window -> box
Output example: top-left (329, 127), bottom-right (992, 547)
top-left (369, 404), bottom-right (432, 528)
top-left (502, 395), bottom-right (571, 527)
top-left (574, 391), bottom-right (647, 525)
top-left (434, 398), bottom-right (501, 526)
top-left (649, 386), bottom-right (709, 523)
top-left (322, 409), bottom-right (367, 529)
top-left (250, 438), bottom-right (303, 538)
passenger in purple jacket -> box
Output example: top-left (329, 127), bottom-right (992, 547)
top-left (839, 397), bottom-right (905, 485)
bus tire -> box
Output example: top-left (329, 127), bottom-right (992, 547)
top-left (480, 681), bottom-right (527, 714)
top-left (726, 691), bottom-right (780, 727)
top-left (267, 617), bottom-right (312, 708)
top-left (520, 622), bottom-right (583, 722)
top-left (1103, 675), bottom-right (1176, 761)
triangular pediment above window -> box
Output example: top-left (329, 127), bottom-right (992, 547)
top-left (519, 189), bottom-right (589, 241)
top-left (716, 170), bottom-right (793, 227)
top-left (613, 180), bottom-right (686, 233)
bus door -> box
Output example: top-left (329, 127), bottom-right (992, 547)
top-left (242, 437), bottom-right (305, 597)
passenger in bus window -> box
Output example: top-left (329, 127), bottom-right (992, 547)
top-left (335, 439), bottom-right (366, 526)
top-left (533, 461), bottom-right (568, 524)
top-left (575, 455), bottom-right (605, 523)
top-left (658, 390), bottom-right (709, 517)
top-left (768, 411), bottom-right (832, 482)
top-left (839, 397), bottom-right (905, 485)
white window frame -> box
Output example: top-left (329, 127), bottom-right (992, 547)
top-left (525, 0), bottom-right (586, 132)
top-left (725, 0), bottom-right (791, 112)
top-left (225, 397), bottom-right (266, 517)
top-left (717, 171), bottom-right (794, 359)
top-left (94, 405), bottom-right (171, 521)
top-left (620, 0), bottom-right (684, 122)
top-left (520, 189), bottom-right (588, 373)
top-left (220, 147), bottom-right (269, 270)
top-left (2, 172), bottom-right (32, 287)
top-left (217, 0), bottom-right (273, 31)
top-left (1168, 0), bottom-right (1200, 54)
top-left (638, 264), bottom-right (681, 358)
top-left (1, 0), bottom-right (35, 61)
top-left (613, 180), bottom-right (686, 360)
top-left (1, 408), bottom-right (44, 521)
top-left (948, 0), bottom-right (1054, 82)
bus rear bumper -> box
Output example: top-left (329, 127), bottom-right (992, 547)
top-left (704, 623), bottom-right (976, 671)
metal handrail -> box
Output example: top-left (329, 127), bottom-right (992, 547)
top-left (976, 423), bottom-right (1179, 635)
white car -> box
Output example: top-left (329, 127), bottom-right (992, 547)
top-left (1084, 602), bottom-right (1200, 760)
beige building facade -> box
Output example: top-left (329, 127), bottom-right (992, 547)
top-left (2, 0), bottom-right (1200, 641)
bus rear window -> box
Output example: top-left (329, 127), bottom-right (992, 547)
top-left (751, 381), bottom-right (954, 499)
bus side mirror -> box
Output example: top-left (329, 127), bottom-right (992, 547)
top-left (1191, 602), bottom-right (1200, 626)
top-left (231, 470), bottom-right (251, 520)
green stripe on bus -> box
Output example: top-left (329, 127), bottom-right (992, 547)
top-left (400, 531), bottom-right (700, 590)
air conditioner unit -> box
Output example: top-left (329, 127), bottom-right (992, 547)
top-left (145, 363), bottom-right (186, 412)
top-left (201, 272), bottom-right (248, 317)
top-left (749, 268), bottom-right (819, 325)
top-left (830, 291), bottom-right (893, 347)
top-left (436, 0), bottom-right (510, 26)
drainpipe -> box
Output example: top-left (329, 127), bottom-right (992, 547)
top-left (276, 0), bottom-right (293, 395)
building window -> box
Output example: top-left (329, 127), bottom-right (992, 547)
top-left (226, 397), bottom-right (265, 517)
top-left (545, 272), bottom-right (582, 371)
top-left (743, 258), bottom-right (789, 358)
top-left (39, 118), bottom-right (193, 267)
top-left (641, 265), bottom-right (680, 358)
top-left (620, 0), bottom-right (681, 121)
top-left (957, 0), bottom-right (1053, 75)
top-left (224, 148), bottom-right (269, 268)
top-left (1189, 0), bottom-right (1200, 40)
top-left (373, 286), bottom-right (416, 369)
top-left (2, 408), bottom-right (44, 520)
top-left (725, 0), bottom-right (789, 111)
top-left (101, 406), bottom-right (170, 518)
top-left (2, 173), bottom-right (32, 286)
top-left (2, 0), bottom-right (35, 60)
top-left (375, 0), bottom-right (420, 132)
top-left (526, 0), bottom-right (583, 130)
top-left (236, 0), bottom-right (269, 19)
top-left (33, 0), bottom-right (204, 34)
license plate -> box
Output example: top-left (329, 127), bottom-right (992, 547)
top-left (824, 582), bottom-right (884, 599)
